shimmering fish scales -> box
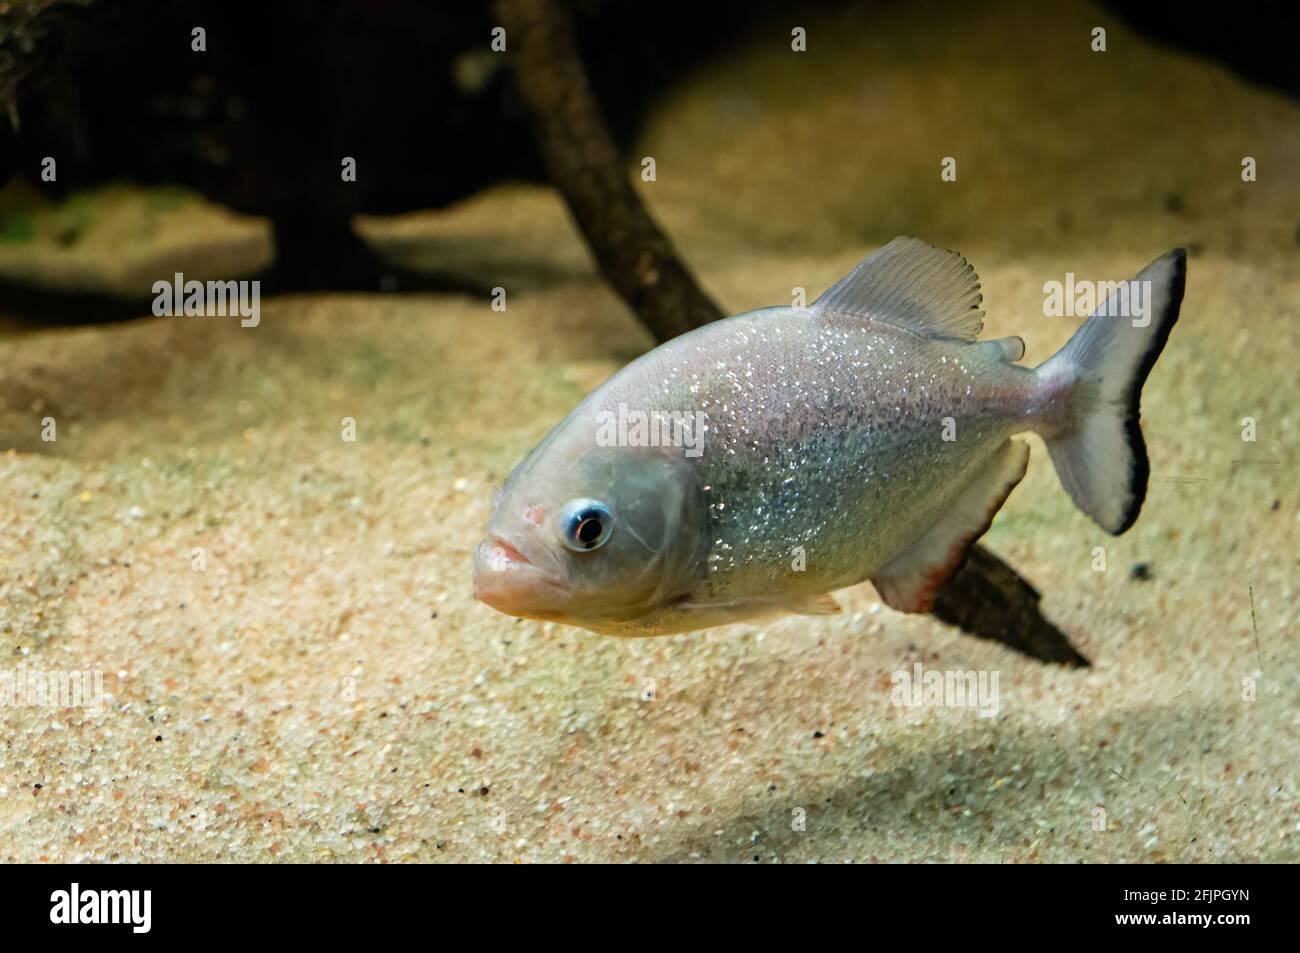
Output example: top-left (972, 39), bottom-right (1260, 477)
top-left (473, 237), bottom-right (1187, 636)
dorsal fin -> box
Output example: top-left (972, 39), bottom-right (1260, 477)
top-left (812, 237), bottom-right (984, 341)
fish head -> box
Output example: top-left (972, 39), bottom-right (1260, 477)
top-left (473, 437), bottom-right (707, 630)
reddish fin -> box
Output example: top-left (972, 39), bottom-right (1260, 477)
top-left (872, 440), bottom-right (1029, 613)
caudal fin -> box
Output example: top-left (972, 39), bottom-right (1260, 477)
top-left (1035, 249), bottom-right (1187, 534)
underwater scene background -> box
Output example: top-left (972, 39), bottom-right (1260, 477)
top-left (0, 0), bottom-right (1294, 862)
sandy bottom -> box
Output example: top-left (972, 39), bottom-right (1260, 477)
top-left (0, 0), bottom-right (1295, 862)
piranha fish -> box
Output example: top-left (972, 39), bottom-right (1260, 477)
top-left (474, 238), bottom-right (1186, 635)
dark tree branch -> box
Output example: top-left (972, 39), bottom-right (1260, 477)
top-left (493, 0), bottom-right (723, 343)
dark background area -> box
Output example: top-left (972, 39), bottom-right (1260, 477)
top-left (0, 0), bottom-right (1295, 296)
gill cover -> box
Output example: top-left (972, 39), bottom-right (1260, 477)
top-left (557, 449), bottom-right (709, 623)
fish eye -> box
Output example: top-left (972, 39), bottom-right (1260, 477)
top-left (558, 499), bottom-right (613, 552)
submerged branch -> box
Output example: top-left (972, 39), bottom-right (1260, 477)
top-left (493, 0), bottom-right (724, 343)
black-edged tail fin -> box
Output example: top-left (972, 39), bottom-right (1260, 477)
top-left (1035, 249), bottom-right (1187, 534)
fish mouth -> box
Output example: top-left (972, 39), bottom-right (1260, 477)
top-left (473, 537), bottom-right (569, 619)
top-left (486, 535), bottom-right (530, 566)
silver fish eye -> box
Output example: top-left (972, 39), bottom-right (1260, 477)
top-left (558, 499), bottom-right (613, 552)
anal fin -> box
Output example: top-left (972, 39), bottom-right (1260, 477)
top-left (871, 440), bottom-right (1030, 613)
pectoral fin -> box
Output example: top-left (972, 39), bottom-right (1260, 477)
top-left (871, 440), bottom-right (1030, 613)
top-left (677, 592), bottom-right (842, 619)
top-left (784, 593), bottom-right (843, 616)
